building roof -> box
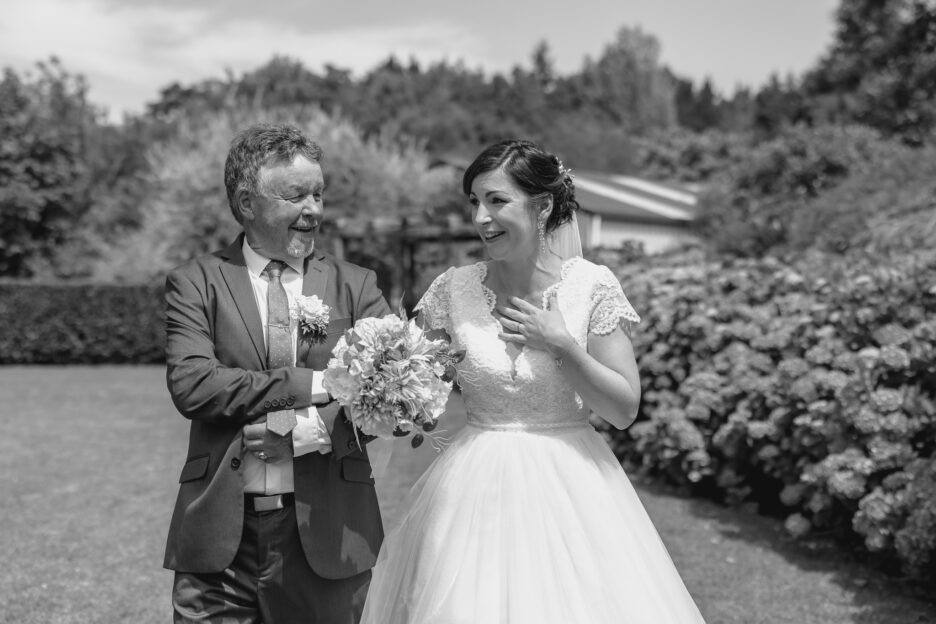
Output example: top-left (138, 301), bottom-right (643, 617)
top-left (574, 171), bottom-right (698, 226)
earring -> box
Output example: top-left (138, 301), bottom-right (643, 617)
top-left (537, 218), bottom-right (547, 253)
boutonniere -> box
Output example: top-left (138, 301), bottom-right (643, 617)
top-left (290, 294), bottom-right (331, 342)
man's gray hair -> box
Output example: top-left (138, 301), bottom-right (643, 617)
top-left (224, 123), bottom-right (324, 223)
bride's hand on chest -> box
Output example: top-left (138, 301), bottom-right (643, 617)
top-left (496, 292), bottom-right (574, 358)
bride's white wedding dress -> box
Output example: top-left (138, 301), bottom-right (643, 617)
top-left (360, 257), bottom-right (706, 623)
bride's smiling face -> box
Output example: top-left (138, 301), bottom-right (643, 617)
top-left (469, 167), bottom-right (544, 262)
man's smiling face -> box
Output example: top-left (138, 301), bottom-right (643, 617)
top-left (242, 154), bottom-right (324, 261)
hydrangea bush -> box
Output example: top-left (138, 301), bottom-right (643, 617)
top-left (595, 248), bottom-right (936, 580)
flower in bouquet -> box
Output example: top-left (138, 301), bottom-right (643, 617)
top-left (322, 307), bottom-right (464, 449)
top-left (291, 294), bottom-right (330, 342)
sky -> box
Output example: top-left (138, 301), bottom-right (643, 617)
top-left (2, 0), bottom-right (841, 121)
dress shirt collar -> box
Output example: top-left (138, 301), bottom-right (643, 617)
top-left (241, 238), bottom-right (306, 278)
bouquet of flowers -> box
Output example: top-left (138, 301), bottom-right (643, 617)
top-left (322, 307), bottom-right (464, 448)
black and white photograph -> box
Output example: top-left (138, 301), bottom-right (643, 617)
top-left (2, 1), bottom-right (935, 622)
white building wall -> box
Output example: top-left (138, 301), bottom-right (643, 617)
top-left (595, 220), bottom-right (698, 254)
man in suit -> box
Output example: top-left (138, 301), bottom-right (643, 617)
top-left (164, 122), bottom-right (390, 623)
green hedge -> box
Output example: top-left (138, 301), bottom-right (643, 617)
top-left (596, 249), bottom-right (936, 580)
top-left (0, 282), bottom-right (165, 363)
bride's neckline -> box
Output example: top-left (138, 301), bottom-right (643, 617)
top-left (473, 258), bottom-right (582, 382)
top-left (477, 257), bottom-right (581, 313)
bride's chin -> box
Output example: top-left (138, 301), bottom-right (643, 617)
top-left (484, 240), bottom-right (514, 260)
top-left (488, 244), bottom-right (538, 264)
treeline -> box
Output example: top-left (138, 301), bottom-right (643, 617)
top-left (148, 30), bottom-right (675, 171)
top-left (2, 0), bottom-right (936, 280)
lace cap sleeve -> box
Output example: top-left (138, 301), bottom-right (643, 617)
top-left (414, 267), bottom-right (454, 332)
top-left (589, 265), bottom-right (641, 336)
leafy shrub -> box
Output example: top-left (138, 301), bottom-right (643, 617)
top-left (697, 124), bottom-right (915, 257)
top-left (92, 105), bottom-right (457, 282)
top-left (0, 281), bottom-right (165, 363)
top-left (799, 143), bottom-right (936, 255)
top-left (635, 125), bottom-right (935, 259)
top-left (634, 127), bottom-right (751, 184)
top-left (598, 248), bottom-right (936, 580)
top-left (0, 59), bottom-right (97, 278)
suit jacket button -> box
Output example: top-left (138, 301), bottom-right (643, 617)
top-left (231, 457), bottom-right (241, 470)
top-left (347, 440), bottom-right (358, 450)
top-left (286, 397), bottom-right (295, 406)
top-left (263, 400), bottom-right (272, 409)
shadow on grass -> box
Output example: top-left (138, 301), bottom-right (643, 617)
top-left (651, 479), bottom-right (936, 624)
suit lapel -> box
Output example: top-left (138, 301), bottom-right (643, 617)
top-left (218, 235), bottom-right (266, 366)
top-left (298, 251), bottom-right (331, 366)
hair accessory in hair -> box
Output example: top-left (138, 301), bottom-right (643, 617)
top-left (557, 159), bottom-right (575, 181)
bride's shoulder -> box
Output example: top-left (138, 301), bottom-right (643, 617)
top-left (416, 263), bottom-right (487, 324)
top-left (567, 259), bottom-right (641, 329)
top-left (561, 257), bottom-right (618, 287)
top-left (438, 261), bottom-right (489, 286)
top-left (427, 262), bottom-right (482, 286)
top-left (454, 261), bottom-right (487, 276)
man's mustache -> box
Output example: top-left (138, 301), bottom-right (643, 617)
top-left (291, 220), bottom-right (320, 230)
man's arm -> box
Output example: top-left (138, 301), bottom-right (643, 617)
top-left (165, 268), bottom-right (316, 426)
top-left (355, 268), bottom-right (394, 320)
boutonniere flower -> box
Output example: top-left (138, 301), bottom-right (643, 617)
top-left (290, 295), bottom-right (331, 342)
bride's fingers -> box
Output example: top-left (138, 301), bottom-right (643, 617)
top-left (497, 306), bottom-right (525, 321)
top-left (498, 317), bottom-right (523, 332)
top-left (498, 332), bottom-right (526, 344)
top-left (508, 297), bottom-right (538, 312)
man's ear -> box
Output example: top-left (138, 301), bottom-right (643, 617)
top-left (234, 188), bottom-right (254, 222)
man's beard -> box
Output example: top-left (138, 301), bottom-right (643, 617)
top-left (286, 237), bottom-right (315, 258)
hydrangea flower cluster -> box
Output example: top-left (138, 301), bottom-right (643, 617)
top-left (589, 247), bottom-right (936, 580)
top-left (322, 311), bottom-right (464, 448)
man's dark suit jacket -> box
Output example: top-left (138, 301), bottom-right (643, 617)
top-left (163, 234), bottom-right (390, 579)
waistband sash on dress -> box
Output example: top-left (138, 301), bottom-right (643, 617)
top-left (465, 415), bottom-right (590, 433)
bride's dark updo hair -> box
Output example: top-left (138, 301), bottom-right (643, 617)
top-left (462, 139), bottom-right (579, 234)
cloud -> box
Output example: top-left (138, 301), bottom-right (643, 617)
top-left (2, 0), bottom-right (491, 119)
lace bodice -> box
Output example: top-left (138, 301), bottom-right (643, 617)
top-left (415, 257), bottom-right (639, 430)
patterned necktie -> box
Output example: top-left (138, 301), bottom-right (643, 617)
top-left (263, 260), bottom-right (297, 436)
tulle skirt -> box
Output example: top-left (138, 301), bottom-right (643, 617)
top-left (361, 421), bottom-right (706, 624)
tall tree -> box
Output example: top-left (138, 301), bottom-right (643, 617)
top-left (0, 58), bottom-right (98, 277)
top-left (753, 73), bottom-right (810, 136)
top-left (805, 0), bottom-right (936, 142)
top-left (564, 26), bottom-right (677, 133)
top-left (674, 76), bottom-right (722, 132)
top-left (719, 87), bottom-right (756, 134)
top-left (531, 41), bottom-right (557, 93)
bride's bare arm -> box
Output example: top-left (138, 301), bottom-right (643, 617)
top-left (551, 328), bottom-right (640, 430)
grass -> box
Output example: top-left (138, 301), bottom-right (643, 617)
top-left (0, 366), bottom-right (933, 624)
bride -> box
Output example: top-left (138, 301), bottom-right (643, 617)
top-left (360, 139), bottom-right (706, 623)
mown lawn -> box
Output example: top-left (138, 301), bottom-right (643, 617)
top-left (0, 366), bottom-right (933, 624)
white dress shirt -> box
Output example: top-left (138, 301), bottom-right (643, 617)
top-left (241, 240), bottom-right (332, 494)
